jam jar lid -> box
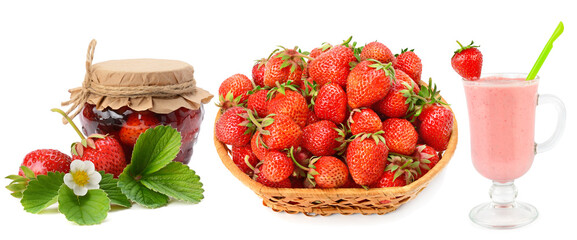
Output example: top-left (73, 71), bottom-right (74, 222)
top-left (63, 39), bottom-right (214, 121)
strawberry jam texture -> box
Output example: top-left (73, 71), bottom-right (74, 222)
top-left (79, 103), bottom-right (204, 164)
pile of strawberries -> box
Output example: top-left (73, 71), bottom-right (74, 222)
top-left (215, 37), bottom-right (454, 189)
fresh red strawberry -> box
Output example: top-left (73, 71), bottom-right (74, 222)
top-left (451, 40), bottom-right (483, 80)
top-left (372, 69), bottom-right (420, 118)
top-left (53, 108), bottom-right (127, 177)
top-left (382, 118), bottom-right (418, 155)
top-left (417, 104), bottom-right (454, 151)
top-left (346, 59), bottom-right (395, 109)
top-left (260, 150), bottom-right (295, 182)
top-left (18, 149), bottom-right (72, 176)
top-left (302, 120), bottom-right (341, 156)
top-left (306, 109), bottom-right (321, 125)
top-left (305, 156), bottom-right (349, 188)
top-left (119, 111), bottom-right (160, 147)
top-left (72, 135), bottom-right (127, 177)
top-left (360, 41), bottom-right (395, 64)
top-left (309, 43), bottom-right (332, 59)
top-left (261, 113), bottom-right (303, 151)
top-left (348, 108), bottom-right (382, 135)
top-left (251, 132), bottom-right (269, 161)
top-left (246, 88), bottom-right (269, 118)
top-left (370, 170), bottom-right (406, 188)
top-left (308, 43), bottom-right (356, 88)
top-left (254, 165), bottom-right (292, 188)
top-left (266, 86), bottom-right (309, 128)
top-left (232, 145), bottom-right (259, 176)
top-left (252, 58), bottom-right (267, 87)
top-left (345, 132), bottom-right (389, 187)
top-left (215, 107), bottom-right (255, 147)
top-left (313, 82), bottom-right (348, 124)
top-left (263, 47), bottom-right (306, 87)
top-left (413, 144), bottom-right (440, 178)
top-left (394, 48), bottom-right (422, 82)
top-left (218, 73), bottom-right (253, 110)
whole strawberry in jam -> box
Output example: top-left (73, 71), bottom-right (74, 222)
top-left (119, 111), bottom-right (160, 147)
top-left (18, 149), bottom-right (72, 177)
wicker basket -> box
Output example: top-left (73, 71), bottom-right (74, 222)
top-left (214, 107), bottom-right (458, 216)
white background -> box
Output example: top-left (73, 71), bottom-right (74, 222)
top-left (1, 0), bottom-right (575, 239)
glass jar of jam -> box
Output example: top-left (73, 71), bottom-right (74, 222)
top-left (62, 40), bottom-right (213, 165)
top-left (79, 103), bottom-right (205, 164)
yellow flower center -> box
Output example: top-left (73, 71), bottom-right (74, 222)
top-left (72, 171), bottom-right (89, 186)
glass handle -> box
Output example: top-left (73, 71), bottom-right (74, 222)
top-left (535, 94), bottom-right (566, 154)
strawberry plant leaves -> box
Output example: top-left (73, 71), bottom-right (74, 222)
top-left (129, 125), bottom-right (181, 177)
top-left (140, 162), bottom-right (204, 203)
top-left (21, 172), bottom-right (64, 213)
top-left (58, 185), bottom-right (110, 225)
top-left (118, 171), bottom-right (169, 208)
top-left (99, 172), bottom-right (131, 208)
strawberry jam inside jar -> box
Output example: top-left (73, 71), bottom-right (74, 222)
top-left (79, 104), bottom-right (205, 164)
top-left (63, 40), bottom-right (213, 165)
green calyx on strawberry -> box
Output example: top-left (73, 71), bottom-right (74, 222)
top-left (403, 78), bottom-right (448, 121)
top-left (289, 149), bottom-right (348, 189)
top-left (52, 108), bottom-right (127, 177)
top-left (385, 153), bottom-right (421, 185)
top-left (451, 40), bottom-right (483, 80)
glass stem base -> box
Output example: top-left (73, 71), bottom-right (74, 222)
top-left (470, 181), bottom-right (538, 229)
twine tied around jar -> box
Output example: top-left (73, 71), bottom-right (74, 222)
top-left (61, 39), bottom-right (200, 124)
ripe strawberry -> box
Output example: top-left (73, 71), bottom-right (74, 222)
top-left (370, 170), bottom-right (406, 188)
top-left (119, 111), bottom-right (160, 147)
top-left (263, 47), bottom-right (306, 87)
top-left (251, 132), bottom-right (268, 161)
top-left (394, 48), bottom-right (422, 82)
top-left (53, 108), bottom-right (127, 177)
top-left (72, 135), bottom-right (127, 177)
top-left (417, 104), bottom-right (454, 151)
top-left (215, 107), bottom-right (254, 147)
top-left (382, 118), bottom-right (418, 155)
top-left (372, 69), bottom-right (420, 118)
top-left (260, 150), bottom-right (295, 182)
top-left (346, 59), bottom-right (395, 109)
top-left (18, 149), bottom-right (72, 177)
top-left (360, 41), bottom-right (395, 64)
top-left (218, 73), bottom-right (253, 110)
top-left (306, 156), bottom-right (349, 188)
top-left (309, 43), bottom-right (332, 59)
top-left (313, 82), bottom-right (347, 124)
top-left (266, 86), bottom-right (308, 128)
top-left (246, 88), bottom-right (269, 118)
top-left (308, 44), bottom-right (356, 88)
top-left (451, 40), bottom-right (483, 80)
top-left (302, 120), bottom-right (341, 156)
top-left (232, 145), bottom-right (259, 176)
top-left (349, 108), bottom-right (382, 135)
top-left (254, 165), bottom-right (292, 188)
top-left (413, 144), bottom-right (440, 178)
top-left (261, 113), bottom-right (303, 151)
top-left (252, 58), bottom-right (267, 87)
top-left (345, 132), bottom-right (389, 187)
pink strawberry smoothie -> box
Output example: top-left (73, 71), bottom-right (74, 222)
top-left (463, 75), bottom-right (539, 182)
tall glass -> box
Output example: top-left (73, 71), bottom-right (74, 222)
top-left (462, 73), bottom-right (566, 229)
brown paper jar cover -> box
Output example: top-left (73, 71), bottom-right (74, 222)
top-left (69, 58), bottom-right (213, 114)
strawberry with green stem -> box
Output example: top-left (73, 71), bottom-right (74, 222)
top-left (345, 131), bottom-right (389, 187)
top-left (347, 59), bottom-right (396, 109)
top-left (266, 81), bottom-right (309, 128)
top-left (394, 48), bottom-right (422, 82)
top-left (451, 40), bottom-right (483, 80)
top-left (215, 107), bottom-right (255, 147)
top-left (263, 46), bottom-right (309, 87)
top-left (289, 148), bottom-right (349, 189)
top-left (217, 73), bottom-right (254, 111)
top-left (52, 108), bottom-right (126, 177)
top-left (308, 37), bottom-right (358, 88)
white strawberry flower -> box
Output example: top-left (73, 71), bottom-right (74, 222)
top-left (63, 160), bottom-right (102, 196)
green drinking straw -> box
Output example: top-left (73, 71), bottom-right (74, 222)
top-left (527, 21), bottom-right (564, 80)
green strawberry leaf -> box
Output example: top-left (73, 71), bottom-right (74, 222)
top-left (20, 172), bottom-right (64, 213)
top-left (58, 185), bottom-right (110, 225)
top-left (98, 172), bottom-right (131, 208)
top-left (140, 162), bottom-right (204, 203)
top-left (128, 125), bottom-right (182, 177)
top-left (118, 171), bottom-right (169, 208)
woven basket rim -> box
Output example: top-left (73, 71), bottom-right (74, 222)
top-left (214, 108), bottom-right (458, 198)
